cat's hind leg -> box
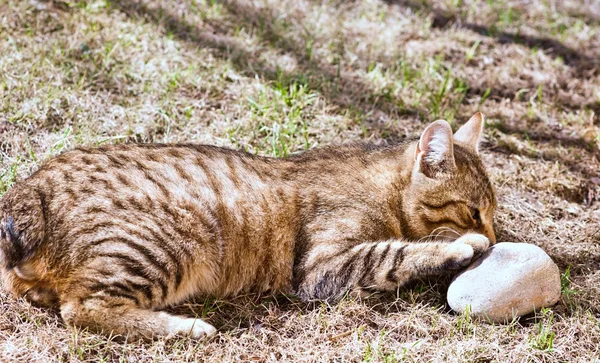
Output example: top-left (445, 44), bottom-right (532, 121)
top-left (59, 286), bottom-right (216, 340)
top-left (58, 254), bottom-right (216, 340)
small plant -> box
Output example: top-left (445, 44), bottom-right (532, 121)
top-left (536, 84), bottom-right (544, 104)
top-left (515, 88), bottom-right (529, 101)
top-left (500, 7), bottom-right (519, 27)
top-left (0, 157), bottom-right (21, 195)
top-left (398, 60), bottom-right (418, 88)
top-left (413, 282), bottom-right (428, 294)
top-left (465, 40), bottom-right (481, 63)
top-left (453, 305), bottom-right (475, 337)
top-left (362, 330), bottom-right (397, 363)
top-left (304, 35), bottom-right (315, 61)
top-left (49, 125), bottom-right (74, 156)
top-left (199, 297), bottom-right (220, 318)
top-left (479, 88), bottom-right (491, 105)
top-left (238, 71), bottom-right (318, 157)
top-left (429, 70), bottom-right (451, 120)
top-left (530, 308), bottom-right (556, 351)
top-left (560, 265), bottom-right (580, 312)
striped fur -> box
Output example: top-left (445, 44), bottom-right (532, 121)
top-left (0, 113), bottom-right (496, 340)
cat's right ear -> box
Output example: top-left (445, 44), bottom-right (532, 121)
top-left (453, 112), bottom-right (484, 153)
top-left (414, 120), bottom-right (456, 178)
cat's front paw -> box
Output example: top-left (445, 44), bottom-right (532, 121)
top-left (443, 234), bottom-right (490, 269)
top-left (453, 233), bottom-right (490, 256)
top-left (445, 243), bottom-right (475, 269)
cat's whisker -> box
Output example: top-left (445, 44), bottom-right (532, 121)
top-left (418, 229), bottom-right (446, 242)
top-left (417, 234), bottom-right (437, 243)
top-left (441, 227), bottom-right (461, 239)
top-left (423, 226), bottom-right (461, 242)
top-left (419, 229), bottom-right (445, 242)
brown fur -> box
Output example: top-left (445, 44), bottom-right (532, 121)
top-left (0, 113), bottom-right (496, 340)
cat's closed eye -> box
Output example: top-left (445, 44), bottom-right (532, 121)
top-left (470, 207), bottom-right (481, 224)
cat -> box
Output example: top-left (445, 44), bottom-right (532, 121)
top-left (0, 112), bottom-right (496, 340)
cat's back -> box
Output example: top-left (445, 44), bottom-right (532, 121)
top-left (0, 143), bottom-right (299, 299)
top-left (10, 143), bottom-right (295, 241)
top-left (16, 143), bottom-right (281, 211)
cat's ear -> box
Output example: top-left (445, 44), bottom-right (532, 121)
top-left (453, 112), bottom-right (484, 153)
top-left (415, 120), bottom-right (456, 178)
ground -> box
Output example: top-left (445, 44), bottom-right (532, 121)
top-left (0, 0), bottom-right (599, 361)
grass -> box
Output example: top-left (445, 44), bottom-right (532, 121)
top-left (530, 309), bottom-right (556, 352)
top-left (1, 0), bottom-right (600, 361)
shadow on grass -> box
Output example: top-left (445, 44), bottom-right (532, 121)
top-left (109, 0), bottom-right (424, 141)
top-left (384, 0), bottom-right (599, 74)
top-left (167, 279), bottom-right (449, 332)
top-left (382, 0), bottom-right (600, 119)
top-left (106, 0), bottom-right (599, 201)
top-left (490, 123), bottom-right (599, 192)
top-left (111, 0), bottom-right (599, 126)
top-left (555, 2), bottom-right (600, 28)
top-left (167, 275), bottom-right (593, 331)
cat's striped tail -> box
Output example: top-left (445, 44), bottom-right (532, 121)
top-left (0, 215), bottom-right (24, 269)
top-left (0, 185), bottom-right (46, 275)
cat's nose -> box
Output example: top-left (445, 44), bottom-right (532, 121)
top-left (483, 225), bottom-right (496, 245)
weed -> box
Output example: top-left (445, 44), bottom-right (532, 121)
top-left (530, 308), bottom-right (556, 352)
top-left (479, 87), bottom-right (491, 105)
top-left (235, 71), bottom-right (317, 156)
top-left (465, 40), bottom-right (481, 63)
top-left (452, 305), bottom-right (475, 337)
top-left (561, 265), bottom-right (580, 312)
top-left (430, 70), bottom-right (451, 120)
top-left (362, 330), bottom-right (397, 363)
top-left (0, 158), bottom-right (21, 195)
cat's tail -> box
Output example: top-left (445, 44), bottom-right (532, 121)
top-left (0, 184), bottom-right (46, 277)
top-left (0, 215), bottom-right (24, 270)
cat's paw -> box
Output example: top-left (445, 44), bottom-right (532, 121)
top-left (444, 234), bottom-right (490, 269)
top-left (167, 316), bottom-right (217, 339)
top-left (188, 319), bottom-right (217, 339)
top-left (453, 233), bottom-right (490, 256)
top-left (445, 243), bottom-right (475, 269)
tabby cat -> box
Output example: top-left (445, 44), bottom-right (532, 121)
top-left (0, 113), bottom-right (496, 340)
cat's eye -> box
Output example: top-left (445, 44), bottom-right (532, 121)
top-left (470, 208), bottom-right (481, 223)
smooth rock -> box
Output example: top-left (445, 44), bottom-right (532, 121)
top-left (447, 242), bottom-right (561, 323)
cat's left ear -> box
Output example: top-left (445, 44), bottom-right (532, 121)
top-left (453, 112), bottom-right (485, 153)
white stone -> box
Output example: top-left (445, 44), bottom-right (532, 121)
top-left (447, 242), bottom-right (561, 323)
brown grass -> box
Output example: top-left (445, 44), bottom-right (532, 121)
top-left (1, 0), bottom-right (599, 361)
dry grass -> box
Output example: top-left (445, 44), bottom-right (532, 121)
top-left (1, 0), bottom-right (599, 361)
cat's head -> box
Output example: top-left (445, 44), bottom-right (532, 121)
top-left (402, 113), bottom-right (497, 243)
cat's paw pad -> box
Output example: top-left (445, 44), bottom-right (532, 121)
top-left (445, 243), bottom-right (474, 268)
top-left (453, 233), bottom-right (490, 256)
